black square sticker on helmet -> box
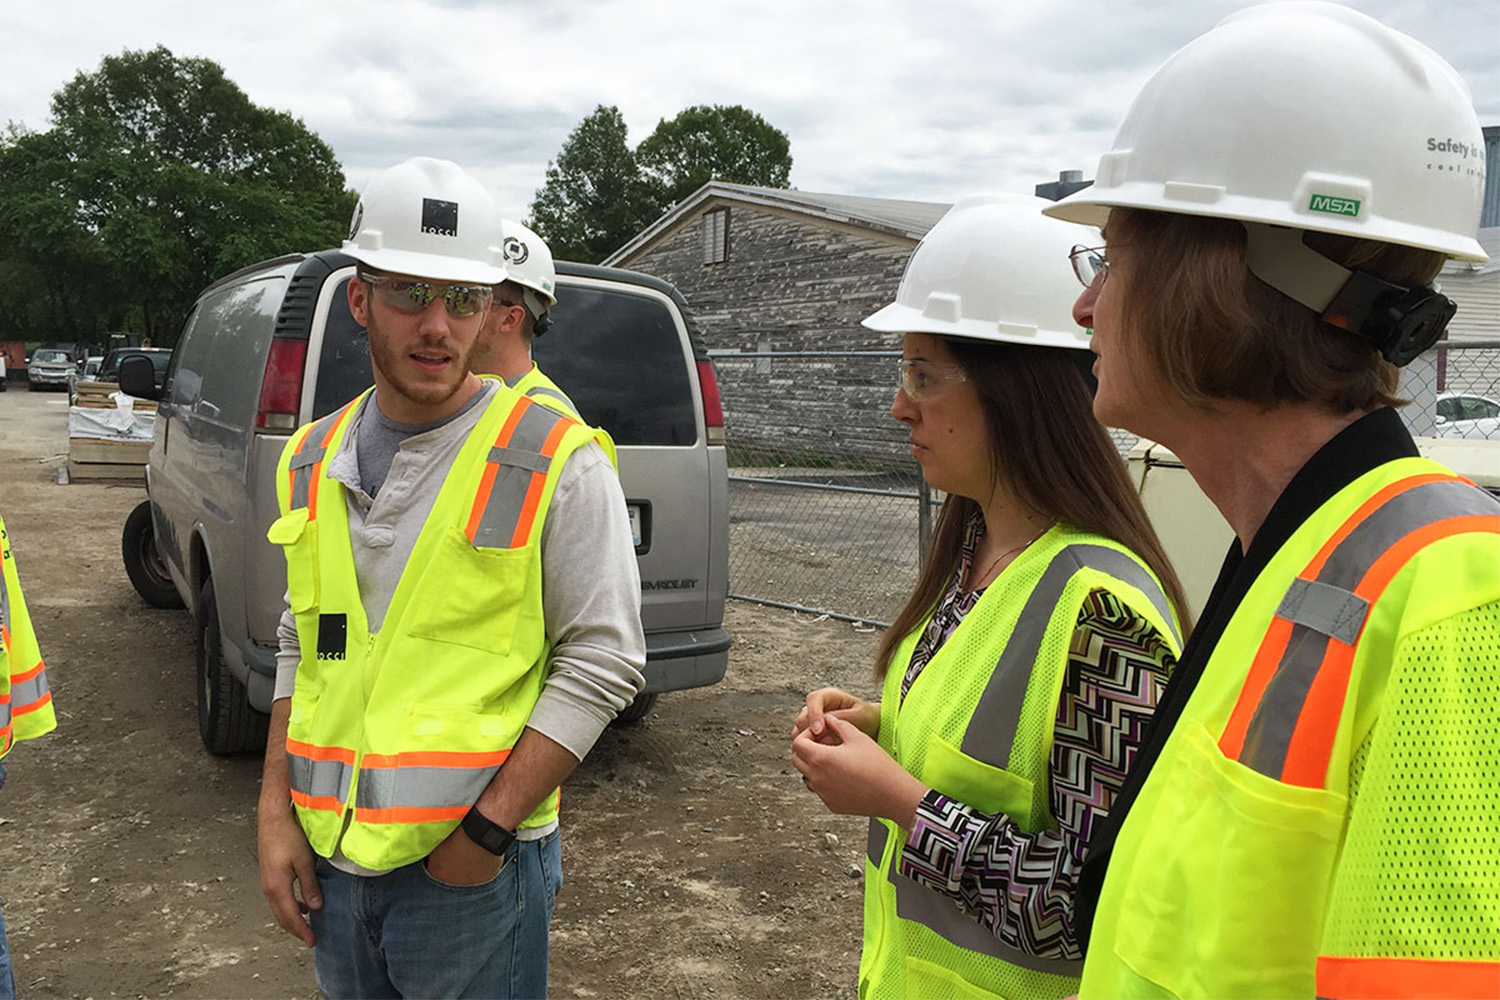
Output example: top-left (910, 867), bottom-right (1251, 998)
top-left (421, 198), bottom-right (459, 237)
top-left (317, 613), bottom-right (347, 660)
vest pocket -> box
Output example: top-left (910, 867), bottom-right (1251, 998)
top-left (1108, 721), bottom-right (1344, 998)
top-left (922, 733), bottom-right (1035, 824)
top-left (407, 529), bottom-right (531, 657)
top-left (267, 508), bottom-right (319, 613)
top-left (903, 956), bottom-right (1008, 1000)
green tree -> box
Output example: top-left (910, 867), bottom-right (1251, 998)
top-left (0, 46), bottom-right (356, 345)
top-left (637, 104), bottom-right (792, 208)
top-left (528, 105), bottom-right (658, 264)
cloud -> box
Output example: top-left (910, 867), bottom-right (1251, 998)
top-left (1, 0), bottom-right (1494, 221)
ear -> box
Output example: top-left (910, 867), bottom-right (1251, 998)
top-left (498, 302), bottom-right (527, 335)
top-left (347, 275), bottom-right (370, 325)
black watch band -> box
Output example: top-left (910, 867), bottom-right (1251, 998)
top-left (461, 806), bottom-right (517, 857)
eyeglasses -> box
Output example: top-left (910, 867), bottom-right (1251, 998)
top-left (897, 359), bottom-right (968, 402)
top-left (361, 273), bottom-right (493, 319)
top-left (1069, 245), bottom-right (1110, 288)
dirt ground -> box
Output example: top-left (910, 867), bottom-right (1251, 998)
top-left (0, 384), bottom-right (882, 999)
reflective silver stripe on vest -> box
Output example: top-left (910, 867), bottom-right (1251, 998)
top-left (1240, 480), bottom-right (1500, 779)
top-left (868, 817), bottom-right (888, 864)
top-left (288, 411), bottom-right (344, 512)
top-left (470, 403), bottom-right (570, 549)
top-left (892, 870), bottom-right (1084, 975)
top-left (287, 754), bottom-right (354, 804)
top-left (868, 817), bottom-right (1080, 973)
top-left (0, 565), bottom-right (10, 634)
top-left (1276, 578), bottom-right (1369, 645)
top-left (961, 544), bottom-right (1178, 768)
top-left (525, 385), bottom-right (581, 418)
top-left (9, 668), bottom-right (49, 711)
top-left (353, 764), bottom-right (501, 812)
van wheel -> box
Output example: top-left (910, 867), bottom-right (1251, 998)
top-left (196, 577), bottom-right (269, 756)
top-left (122, 501), bottom-right (185, 609)
top-left (612, 691), bottom-right (659, 726)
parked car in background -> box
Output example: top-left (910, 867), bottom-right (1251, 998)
top-left (121, 250), bottom-right (730, 754)
top-left (0, 353), bottom-right (7, 391)
top-left (68, 355), bottom-right (105, 404)
top-left (99, 347), bottom-right (173, 393)
top-left (26, 348), bottom-right (76, 391)
top-left (1434, 391), bottom-right (1500, 440)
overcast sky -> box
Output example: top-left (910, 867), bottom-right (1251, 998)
top-left (2, 0), bottom-right (1497, 221)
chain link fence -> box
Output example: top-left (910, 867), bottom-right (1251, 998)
top-left (718, 341), bottom-right (1500, 626)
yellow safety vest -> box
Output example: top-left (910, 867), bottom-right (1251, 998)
top-left (511, 363), bottom-right (617, 468)
top-left (267, 382), bottom-right (606, 871)
top-left (1082, 458), bottom-right (1500, 999)
top-left (861, 525), bottom-right (1183, 1000)
top-left (0, 515), bottom-right (57, 759)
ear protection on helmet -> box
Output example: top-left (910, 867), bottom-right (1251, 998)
top-left (532, 313), bottom-right (552, 337)
top-left (1321, 270), bottom-right (1456, 367)
top-left (1244, 224), bottom-right (1455, 368)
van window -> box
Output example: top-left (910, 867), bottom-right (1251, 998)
top-left (175, 275), bottom-right (285, 428)
top-left (534, 285), bottom-right (697, 445)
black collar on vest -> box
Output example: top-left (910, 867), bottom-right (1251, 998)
top-left (1074, 406), bottom-right (1419, 948)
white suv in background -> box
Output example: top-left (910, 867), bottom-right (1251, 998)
top-left (120, 250), bottom-right (731, 754)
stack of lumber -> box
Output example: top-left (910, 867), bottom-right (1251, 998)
top-left (67, 382), bottom-right (156, 482)
top-left (71, 380), bottom-right (156, 411)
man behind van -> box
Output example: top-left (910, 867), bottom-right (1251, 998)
top-left (469, 220), bottom-right (583, 419)
top-left (256, 156), bottom-right (645, 999)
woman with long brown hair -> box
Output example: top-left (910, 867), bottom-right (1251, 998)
top-left (790, 194), bottom-right (1189, 1000)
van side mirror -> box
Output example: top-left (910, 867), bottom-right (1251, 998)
top-left (119, 356), bottom-right (161, 400)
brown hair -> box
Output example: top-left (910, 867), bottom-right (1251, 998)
top-left (874, 340), bottom-right (1192, 677)
top-left (1110, 209), bottom-right (1447, 413)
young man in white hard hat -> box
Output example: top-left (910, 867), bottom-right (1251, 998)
top-left (255, 156), bottom-right (645, 999)
top-left (1043, 4), bottom-right (1498, 997)
top-left (470, 220), bottom-right (583, 419)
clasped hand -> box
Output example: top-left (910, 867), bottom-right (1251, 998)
top-left (790, 687), bottom-right (926, 828)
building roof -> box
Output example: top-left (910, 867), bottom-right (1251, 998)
top-left (604, 181), bottom-right (952, 266)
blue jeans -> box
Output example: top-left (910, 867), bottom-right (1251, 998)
top-left (310, 831), bottom-right (562, 999)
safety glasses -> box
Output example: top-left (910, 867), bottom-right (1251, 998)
top-left (897, 359), bottom-right (968, 402)
top-left (1069, 244), bottom-right (1110, 288)
top-left (361, 273), bottom-right (493, 319)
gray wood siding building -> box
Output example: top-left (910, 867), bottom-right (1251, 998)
top-left (605, 183), bottom-right (950, 462)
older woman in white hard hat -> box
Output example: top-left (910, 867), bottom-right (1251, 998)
top-left (790, 194), bottom-right (1189, 1000)
top-left (1043, 4), bottom-right (1500, 997)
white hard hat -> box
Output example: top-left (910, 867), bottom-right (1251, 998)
top-left (1044, 1), bottom-right (1487, 263)
top-left (500, 220), bottom-right (558, 322)
top-left (863, 194), bottom-right (1097, 350)
top-left (343, 157), bottom-right (510, 284)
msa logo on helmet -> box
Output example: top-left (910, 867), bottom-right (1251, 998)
top-left (1308, 194), bottom-right (1361, 218)
top-left (421, 198), bottom-right (459, 237)
top-left (503, 236), bottom-right (530, 265)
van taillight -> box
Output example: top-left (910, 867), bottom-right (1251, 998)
top-left (256, 338), bottom-right (308, 431)
top-left (696, 359), bottom-right (725, 446)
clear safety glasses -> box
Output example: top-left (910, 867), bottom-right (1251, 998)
top-left (897, 359), bottom-right (968, 402)
top-left (1069, 244), bottom-right (1110, 288)
top-left (361, 273), bottom-right (494, 319)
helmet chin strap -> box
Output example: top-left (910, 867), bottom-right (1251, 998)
top-left (1243, 224), bottom-right (1456, 368)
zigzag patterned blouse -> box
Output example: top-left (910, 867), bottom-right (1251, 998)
top-left (898, 513), bottom-right (1176, 960)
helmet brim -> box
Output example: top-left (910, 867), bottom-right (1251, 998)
top-left (342, 243), bottom-right (509, 285)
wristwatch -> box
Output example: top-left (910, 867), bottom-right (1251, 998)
top-left (461, 805), bottom-right (517, 857)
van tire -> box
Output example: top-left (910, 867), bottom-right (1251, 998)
top-left (122, 501), bottom-right (185, 609)
top-left (196, 577), bottom-right (269, 756)
top-left (612, 691), bottom-right (659, 726)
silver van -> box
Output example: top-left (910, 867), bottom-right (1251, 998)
top-left (120, 250), bottom-right (731, 754)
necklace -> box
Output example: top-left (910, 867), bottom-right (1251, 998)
top-left (968, 522), bottom-right (1052, 591)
